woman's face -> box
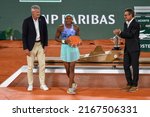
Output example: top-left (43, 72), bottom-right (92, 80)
top-left (65, 16), bottom-right (73, 25)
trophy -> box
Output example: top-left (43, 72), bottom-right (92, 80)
top-left (112, 35), bottom-right (121, 50)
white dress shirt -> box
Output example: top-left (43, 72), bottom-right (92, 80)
top-left (126, 18), bottom-right (134, 28)
top-left (33, 18), bottom-right (40, 41)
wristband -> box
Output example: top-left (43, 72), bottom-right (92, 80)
top-left (62, 40), bottom-right (65, 44)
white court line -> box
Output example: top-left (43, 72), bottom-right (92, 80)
top-left (0, 66), bottom-right (26, 87)
top-left (0, 65), bottom-right (150, 87)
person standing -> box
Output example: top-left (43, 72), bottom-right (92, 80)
top-left (55, 14), bottom-right (81, 94)
top-left (22, 5), bottom-right (49, 91)
top-left (113, 8), bottom-right (140, 92)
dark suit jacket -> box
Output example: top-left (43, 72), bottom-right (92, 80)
top-left (22, 16), bottom-right (48, 51)
top-left (119, 19), bottom-right (140, 52)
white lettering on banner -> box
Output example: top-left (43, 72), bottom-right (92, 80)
top-left (91, 15), bottom-right (99, 24)
top-left (78, 15), bottom-right (86, 24)
top-left (87, 15), bottom-right (90, 24)
top-left (100, 15), bottom-right (107, 24)
top-left (44, 14), bottom-right (49, 24)
top-left (140, 44), bottom-right (150, 48)
top-left (43, 14), bottom-right (116, 25)
top-left (51, 15), bottom-right (59, 24)
top-left (61, 15), bottom-right (65, 24)
top-left (108, 14), bottom-right (115, 24)
top-left (137, 19), bottom-right (149, 22)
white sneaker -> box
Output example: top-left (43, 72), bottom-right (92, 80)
top-left (72, 83), bottom-right (77, 91)
top-left (40, 85), bottom-right (49, 91)
top-left (27, 85), bottom-right (33, 91)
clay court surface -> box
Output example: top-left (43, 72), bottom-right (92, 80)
top-left (0, 40), bottom-right (150, 100)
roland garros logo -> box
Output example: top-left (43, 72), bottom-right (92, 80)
top-left (19, 0), bottom-right (62, 2)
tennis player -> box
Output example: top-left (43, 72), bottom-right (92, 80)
top-left (55, 14), bottom-right (81, 94)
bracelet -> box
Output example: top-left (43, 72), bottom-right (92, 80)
top-left (62, 40), bottom-right (65, 44)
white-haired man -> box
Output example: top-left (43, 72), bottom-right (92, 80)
top-left (22, 5), bottom-right (49, 91)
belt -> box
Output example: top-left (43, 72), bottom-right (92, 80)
top-left (35, 40), bottom-right (41, 42)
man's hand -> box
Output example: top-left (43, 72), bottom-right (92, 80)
top-left (24, 49), bottom-right (30, 56)
top-left (44, 46), bottom-right (48, 54)
top-left (113, 29), bottom-right (121, 35)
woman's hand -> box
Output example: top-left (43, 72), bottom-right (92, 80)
top-left (65, 38), bottom-right (71, 44)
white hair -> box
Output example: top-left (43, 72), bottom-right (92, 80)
top-left (31, 5), bottom-right (41, 12)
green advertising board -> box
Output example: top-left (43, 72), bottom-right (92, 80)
top-left (0, 0), bottom-right (150, 52)
top-left (135, 6), bottom-right (150, 52)
top-left (19, 0), bottom-right (62, 2)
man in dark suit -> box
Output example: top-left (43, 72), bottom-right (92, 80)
top-left (113, 8), bottom-right (140, 92)
top-left (22, 5), bottom-right (49, 91)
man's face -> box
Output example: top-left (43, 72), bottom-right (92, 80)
top-left (124, 11), bottom-right (133, 21)
top-left (65, 16), bottom-right (73, 25)
top-left (32, 9), bottom-right (40, 19)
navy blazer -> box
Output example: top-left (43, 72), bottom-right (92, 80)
top-left (120, 19), bottom-right (140, 52)
top-left (22, 16), bottom-right (48, 51)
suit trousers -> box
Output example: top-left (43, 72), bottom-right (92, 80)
top-left (27, 42), bottom-right (45, 85)
top-left (123, 50), bottom-right (140, 87)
